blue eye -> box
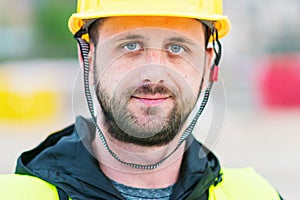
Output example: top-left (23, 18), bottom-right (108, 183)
top-left (168, 45), bottom-right (184, 54)
top-left (123, 42), bottom-right (141, 51)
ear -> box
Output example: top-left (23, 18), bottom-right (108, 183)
top-left (201, 47), bottom-right (214, 90)
top-left (77, 43), bottom-right (96, 85)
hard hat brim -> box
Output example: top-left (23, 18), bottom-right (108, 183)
top-left (68, 0), bottom-right (231, 41)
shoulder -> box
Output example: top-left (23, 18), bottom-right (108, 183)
top-left (0, 174), bottom-right (59, 200)
top-left (208, 167), bottom-right (281, 200)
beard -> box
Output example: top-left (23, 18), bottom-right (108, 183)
top-left (95, 81), bottom-right (197, 147)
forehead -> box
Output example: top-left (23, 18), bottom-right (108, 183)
top-left (98, 16), bottom-right (205, 45)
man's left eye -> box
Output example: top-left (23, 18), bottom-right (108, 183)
top-left (167, 45), bottom-right (184, 54)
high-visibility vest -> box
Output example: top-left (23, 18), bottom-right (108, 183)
top-left (0, 174), bottom-right (59, 200)
top-left (0, 168), bottom-right (280, 200)
top-left (208, 168), bottom-right (281, 200)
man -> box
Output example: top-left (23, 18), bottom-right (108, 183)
top-left (0, 0), bottom-right (282, 199)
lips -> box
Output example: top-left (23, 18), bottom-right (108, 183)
top-left (130, 83), bottom-right (174, 106)
top-left (132, 95), bottom-right (170, 106)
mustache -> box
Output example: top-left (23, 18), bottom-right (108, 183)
top-left (132, 83), bottom-right (174, 96)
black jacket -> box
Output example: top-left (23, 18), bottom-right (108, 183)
top-left (15, 116), bottom-right (222, 200)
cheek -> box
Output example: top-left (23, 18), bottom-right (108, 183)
top-left (168, 59), bottom-right (204, 97)
top-left (96, 59), bottom-right (134, 92)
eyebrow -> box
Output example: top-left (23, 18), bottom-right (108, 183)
top-left (116, 34), bottom-right (146, 42)
top-left (165, 37), bottom-right (196, 46)
top-left (115, 34), bottom-right (197, 46)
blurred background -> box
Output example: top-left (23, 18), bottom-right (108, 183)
top-left (1, 0), bottom-right (300, 199)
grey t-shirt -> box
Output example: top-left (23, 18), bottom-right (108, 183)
top-left (111, 180), bottom-right (174, 200)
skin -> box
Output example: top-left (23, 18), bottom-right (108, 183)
top-left (81, 16), bottom-right (213, 188)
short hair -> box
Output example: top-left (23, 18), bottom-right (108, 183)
top-left (88, 18), bottom-right (210, 47)
top-left (88, 19), bottom-right (104, 45)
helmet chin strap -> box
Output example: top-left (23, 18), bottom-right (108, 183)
top-left (74, 27), bottom-right (222, 170)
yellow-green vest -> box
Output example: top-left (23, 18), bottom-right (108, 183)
top-left (208, 168), bottom-right (280, 200)
top-left (0, 168), bottom-right (280, 200)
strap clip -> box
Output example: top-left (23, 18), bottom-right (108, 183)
top-left (209, 66), bottom-right (219, 82)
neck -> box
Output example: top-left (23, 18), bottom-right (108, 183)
top-left (92, 113), bottom-right (186, 188)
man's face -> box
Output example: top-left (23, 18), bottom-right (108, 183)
top-left (91, 16), bottom-right (211, 146)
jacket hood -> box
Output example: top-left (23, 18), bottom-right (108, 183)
top-left (16, 116), bottom-right (221, 200)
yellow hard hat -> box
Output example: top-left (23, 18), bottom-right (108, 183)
top-left (68, 0), bottom-right (231, 41)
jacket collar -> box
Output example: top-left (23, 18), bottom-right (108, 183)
top-left (16, 116), bottom-right (221, 200)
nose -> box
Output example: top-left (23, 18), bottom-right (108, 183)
top-left (137, 48), bottom-right (170, 83)
top-left (139, 64), bottom-right (166, 84)
top-left (145, 48), bottom-right (165, 65)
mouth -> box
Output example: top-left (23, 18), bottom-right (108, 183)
top-left (131, 95), bottom-right (171, 106)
